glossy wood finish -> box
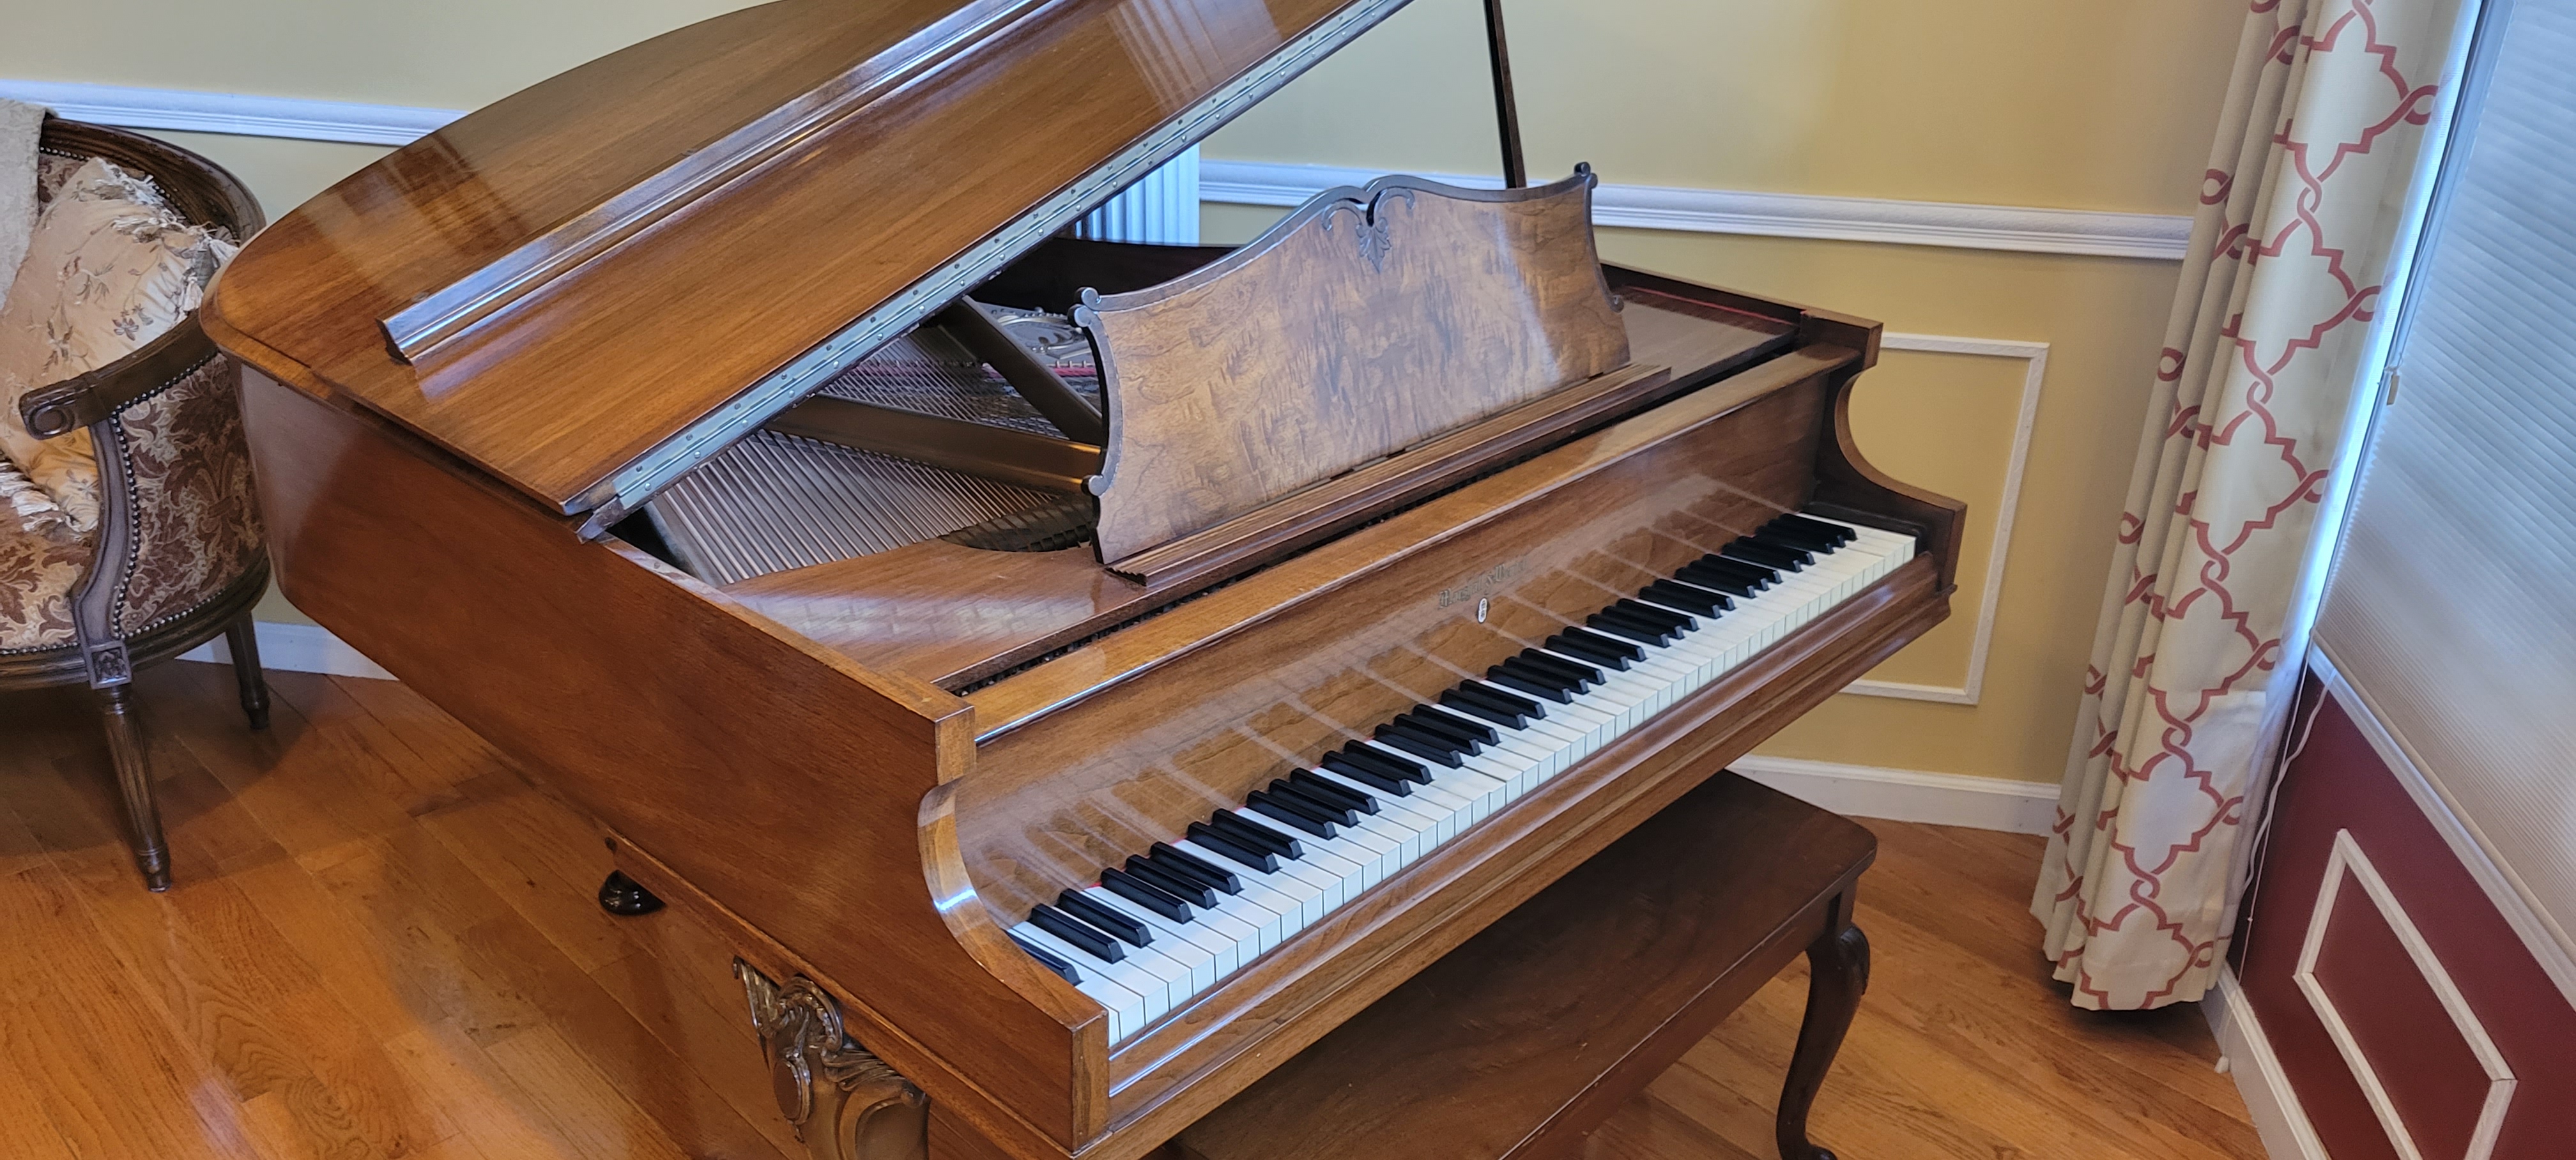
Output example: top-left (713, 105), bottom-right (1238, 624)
top-left (1172, 774), bottom-right (1874, 1160)
top-left (232, 370), bottom-right (1103, 1150)
top-left (201, 0), bottom-right (1418, 515)
top-left (0, 668), bottom-right (2263, 1160)
top-left (719, 286), bottom-right (1791, 692)
top-left (1082, 172), bottom-right (1626, 565)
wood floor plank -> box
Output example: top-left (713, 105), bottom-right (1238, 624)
top-left (0, 662), bottom-right (2264, 1160)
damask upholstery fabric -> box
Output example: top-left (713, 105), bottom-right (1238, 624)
top-left (0, 157), bottom-right (237, 533)
top-left (110, 356), bottom-right (263, 636)
top-left (2032, 0), bottom-right (2462, 1010)
top-left (0, 456), bottom-right (89, 653)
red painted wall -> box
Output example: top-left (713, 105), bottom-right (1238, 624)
top-left (2234, 678), bottom-right (2576, 1159)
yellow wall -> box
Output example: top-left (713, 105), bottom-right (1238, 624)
top-left (7, 0), bottom-right (2244, 787)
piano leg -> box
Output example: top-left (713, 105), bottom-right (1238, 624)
top-left (1777, 903), bottom-right (1870, 1160)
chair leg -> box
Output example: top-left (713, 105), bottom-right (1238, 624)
top-left (225, 615), bottom-right (271, 731)
top-left (96, 685), bottom-right (172, 892)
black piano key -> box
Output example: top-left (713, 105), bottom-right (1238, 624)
top-left (1123, 857), bottom-right (1218, 908)
top-left (1404, 706), bottom-right (1495, 746)
top-left (1390, 710), bottom-right (1481, 752)
top-left (1583, 612), bottom-right (1673, 647)
top-left (1372, 723), bottom-right (1468, 768)
top-left (1680, 556), bottom-right (1771, 591)
top-left (1756, 520), bottom-right (1840, 553)
top-left (1515, 648), bottom-right (1601, 686)
top-left (1545, 626), bottom-right (1648, 660)
top-left (1148, 843), bottom-right (1241, 894)
top-left (1485, 667), bottom-right (1574, 704)
top-left (1289, 769), bottom-right (1379, 814)
top-left (1185, 823), bottom-right (1282, 873)
top-left (1057, 890), bottom-right (1151, 947)
top-left (1011, 933), bottom-right (1082, 985)
top-left (1441, 687), bottom-right (1529, 728)
top-left (1640, 579), bottom-right (1729, 616)
top-left (1455, 679), bottom-right (1542, 718)
top-left (1321, 752), bottom-right (1415, 795)
top-left (1549, 629), bottom-right (1640, 668)
top-left (1613, 599), bottom-right (1695, 632)
top-left (1105, 864), bottom-right (1199, 917)
top-left (1498, 652), bottom-right (1584, 690)
top-left (1751, 526), bottom-right (1830, 558)
top-left (1722, 538), bottom-right (1808, 570)
top-left (1271, 779), bottom-right (1363, 824)
top-left (1029, 904), bottom-right (1125, 962)
top-left (1771, 512), bottom-right (1854, 546)
top-left (1339, 740), bottom-right (1427, 782)
top-left (1247, 791), bottom-right (1340, 838)
top-left (1322, 759), bottom-right (1414, 796)
top-left (1208, 810), bottom-right (1303, 859)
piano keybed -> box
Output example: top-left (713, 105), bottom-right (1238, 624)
top-left (1001, 512), bottom-right (1913, 1041)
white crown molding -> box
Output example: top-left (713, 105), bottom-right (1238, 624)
top-left (2207, 967), bottom-right (2333, 1160)
top-left (0, 82), bottom-right (2191, 259)
top-left (1728, 755), bottom-right (2057, 834)
top-left (1202, 160), bottom-right (2191, 261)
top-left (180, 621), bottom-right (394, 681)
top-left (0, 80), bottom-right (461, 147)
top-left (1839, 333), bottom-right (2045, 706)
top-left (2293, 829), bottom-right (2515, 1160)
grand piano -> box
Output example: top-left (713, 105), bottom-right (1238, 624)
top-left (202, 1), bottom-right (1965, 1157)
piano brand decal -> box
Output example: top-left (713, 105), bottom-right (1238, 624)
top-left (1440, 558), bottom-right (1531, 614)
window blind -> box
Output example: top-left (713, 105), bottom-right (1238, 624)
top-left (2313, 0), bottom-right (2576, 968)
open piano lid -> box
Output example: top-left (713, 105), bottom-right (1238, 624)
top-left (203, 0), bottom-right (1416, 531)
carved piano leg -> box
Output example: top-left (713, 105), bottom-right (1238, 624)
top-left (1776, 911), bottom-right (1869, 1160)
top-left (597, 869), bottom-right (665, 915)
top-left (738, 961), bottom-right (930, 1160)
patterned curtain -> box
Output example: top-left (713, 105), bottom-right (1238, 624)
top-left (2032, 0), bottom-right (2461, 1011)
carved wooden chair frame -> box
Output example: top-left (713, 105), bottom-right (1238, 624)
top-left (0, 118), bottom-right (272, 891)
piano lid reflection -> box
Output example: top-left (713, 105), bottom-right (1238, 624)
top-left (201, 1), bottom-right (1964, 1157)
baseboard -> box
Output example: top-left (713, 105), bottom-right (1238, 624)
top-left (2207, 967), bottom-right (2329, 1160)
top-left (177, 620), bottom-right (393, 680)
top-left (1727, 755), bottom-right (2058, 834)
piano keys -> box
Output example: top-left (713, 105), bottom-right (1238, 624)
top-left (200, 1), bottom-right (1966, 1157)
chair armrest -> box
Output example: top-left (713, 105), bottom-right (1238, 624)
top-left (18, 323), bottom-right (218, 439)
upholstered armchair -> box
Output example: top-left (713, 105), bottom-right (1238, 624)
top-left (0, 119), bottom-right (270, 891)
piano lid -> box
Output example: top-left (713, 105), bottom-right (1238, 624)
top-left (203, 0), bottom-right (1417, 526)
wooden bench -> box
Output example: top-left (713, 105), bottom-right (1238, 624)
top-left (1167, 771), bottom-right (1874, 1160)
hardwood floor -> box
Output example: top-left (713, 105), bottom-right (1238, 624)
top-left (0, 660), bottom-right (2265, 1160)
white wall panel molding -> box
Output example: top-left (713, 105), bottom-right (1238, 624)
top-left (2206, 967), bottom-right (2333, 1160)
top-left (1202, 160), bottom-right (2191, 260)
top-left (1839, 333), bottom-right (2045, 707)
top-left (0, 82), bottom-right (2193, 259)
top-left (2308, 646), bottom-right (2576, 1007)
top-left (2292, 829), bottom-right (2515, 1160)
top-left (0, 80), bottom-right (456, 146)
top-left (1728, 755), bottom-right (2057, 834)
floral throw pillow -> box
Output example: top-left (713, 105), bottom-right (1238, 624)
top-left (0, 157), bottom-right (236, 533)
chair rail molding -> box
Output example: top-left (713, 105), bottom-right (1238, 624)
top-left (1203, 160), bottom-right (2191, 260)
top-left (0, 81), bottom-right (2192, 259)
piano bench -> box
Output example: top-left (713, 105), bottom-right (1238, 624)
top-left (1167, 771), bottom-right (1876, 1160)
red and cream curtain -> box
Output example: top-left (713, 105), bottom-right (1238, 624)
top-left (2032, 0), bottom-right (2460, 1010)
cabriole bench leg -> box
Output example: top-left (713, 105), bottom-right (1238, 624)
top-left (1777, 906), bottom-right (1869, 1160)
